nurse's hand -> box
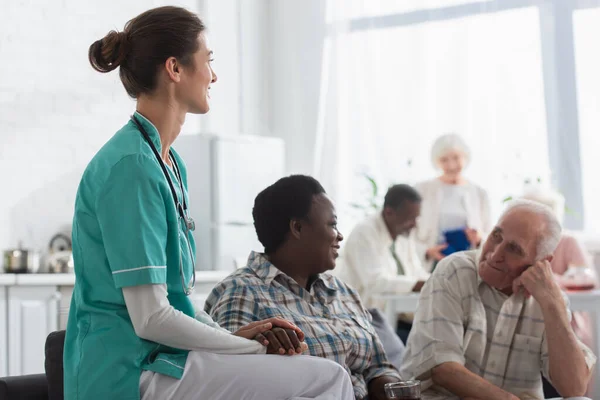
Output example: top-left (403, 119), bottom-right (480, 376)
top-left (234, 317), bottom-right (307, 355)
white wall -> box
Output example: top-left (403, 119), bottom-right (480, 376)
top-left (268, 0), bottom-right (327, 174)
top-left (239, 1), bottom-right (272, 137)
top-left (202, 0), bottom-right (272, 137)
top-left (0, 0), bottom-right (271, 253)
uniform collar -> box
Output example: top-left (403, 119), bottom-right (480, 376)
top-left (132, 111), bottom-right (163, 153)
top-left (246, 251), bottom-right (338, 292)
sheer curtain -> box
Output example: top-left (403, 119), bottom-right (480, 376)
top-left (574, 8), bottom-right (600, 234)
top-left (315, 0), bottom-right (551, 232)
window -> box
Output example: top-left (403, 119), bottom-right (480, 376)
top-left (325, 0), bottom-right (492, 23)
top-left (325, 7), bottom-right (549, 222)
top-left (574, 8), bottom-right (600, 233)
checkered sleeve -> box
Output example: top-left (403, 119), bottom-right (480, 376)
top-left (400, 260), bottom-right (468, 382)
top-left (345, 284), bottom-right (402, 384)
top-left (364, 331), bottom-right (403, 383)
top-left (204, 276), bottom-right (263, 333)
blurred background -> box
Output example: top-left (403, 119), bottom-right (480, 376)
top-left (4, 0), bottom-right (600, 382)
top-left (2, 0), bottom-right (600, 261)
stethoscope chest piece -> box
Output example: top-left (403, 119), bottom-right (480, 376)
top-left (177, 203), bottom-right (195, 232)
top-left (185, 217), bottom-right (195, 232)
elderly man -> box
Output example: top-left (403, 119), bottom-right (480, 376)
top-left (338, 184), bottom-right (432, 349)
top-left (401, 200), bottom-right (596, 400)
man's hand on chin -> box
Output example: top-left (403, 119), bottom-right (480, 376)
top-left (512, 260), bottom-right (564, 310)
top-left (367, 375), bottom-right (400, 400)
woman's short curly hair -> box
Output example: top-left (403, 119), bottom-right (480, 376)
top-left (252, 175), bottom-right (326, 254)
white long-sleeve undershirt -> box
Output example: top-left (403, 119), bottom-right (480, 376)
top-left (122, 284), bottom-right (265, 355)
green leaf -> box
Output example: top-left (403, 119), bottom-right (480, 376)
top-left (349, 202), bottom-right (365, 210)
top-left (564, 206), bottom-right (581, 219)
top-left (363, 174), bottom-right (378, 198)
top-left (502, 196), bottom-right (513, 203)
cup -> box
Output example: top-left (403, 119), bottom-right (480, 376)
top-left (562, 265), bottom-right (597, 291)
top-left (384, 380), bottom-right (421, 399)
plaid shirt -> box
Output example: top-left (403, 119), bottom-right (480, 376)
top-left (205, 251), bottom-right (401, 399)
top-left (400, 250), bottom-right (597, 400)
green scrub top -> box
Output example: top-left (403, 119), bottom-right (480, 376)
top-left (64, 112), bottom-right (196, 400)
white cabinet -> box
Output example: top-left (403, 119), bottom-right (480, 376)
top-left (0, 287), bottom-right (7, 377)
top-left (58, 286), bottom-right (73, 330)
top-left (8, 286), bottom-right (59, 376)
top-left (0, 271), bottom-right (226, 377)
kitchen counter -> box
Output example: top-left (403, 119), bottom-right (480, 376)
top-left (0, 270), bottom-right (232, 286)
top-left (0, 269), bottom-right (233, 377)
top-left (0, 274), bottom-right (16, 285)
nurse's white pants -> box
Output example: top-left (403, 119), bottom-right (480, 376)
top-left (140, 351), bottom-right (354, 400)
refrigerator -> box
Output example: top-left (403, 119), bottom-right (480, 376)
top-left (175, 133), bottom-right (285, 271)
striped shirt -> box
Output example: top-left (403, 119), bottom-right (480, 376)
top-left (400, 250), bottom-right (596, 400)
top-left (205, 251), bottom-right (401, 399)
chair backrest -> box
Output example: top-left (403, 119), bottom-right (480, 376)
top-left (44, 330), bottom-right (66, 400)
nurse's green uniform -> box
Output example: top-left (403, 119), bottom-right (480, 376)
top-left (64, 112), bottom-right (196, 400)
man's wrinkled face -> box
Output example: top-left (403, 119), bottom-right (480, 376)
top-left (478, 209), bottom-right (545, 293)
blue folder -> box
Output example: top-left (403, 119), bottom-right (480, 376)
top-left (441, 228), bottom-right (470, 256)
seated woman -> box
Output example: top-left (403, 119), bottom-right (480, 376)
top-left (205, 175), bottom-right (402, 400)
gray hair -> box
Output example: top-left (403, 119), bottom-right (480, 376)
top-left (500, 199), bottom-right (562, 259)
top-left (519, 186), bottom-right (565, 225)
top-left (431, 133), bottom-right (471, 169)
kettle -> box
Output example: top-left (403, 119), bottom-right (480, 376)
top-left (46, 233), bottom-right (74, 274)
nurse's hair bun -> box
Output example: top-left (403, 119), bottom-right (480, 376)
top-left (88, 30), bottom-right (129, 73)
top-left (89, 6), bottom-right (205, 98)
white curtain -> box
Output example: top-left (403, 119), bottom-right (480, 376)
top-left (574, 8), bottom-right (600, 235)
top-left (315, 0), bottom-right (552, 233)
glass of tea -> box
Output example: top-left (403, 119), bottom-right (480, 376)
top-left (384, 380), bottom-right (421, 399)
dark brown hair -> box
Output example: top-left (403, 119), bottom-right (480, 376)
top-left (88, 6), bottom-right (205, 98)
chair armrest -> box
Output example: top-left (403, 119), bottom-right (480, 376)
top-left (0, 373), bottom-right (48, 400)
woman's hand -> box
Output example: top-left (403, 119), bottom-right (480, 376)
top-left (234, 317), bottom-right (308, 355)
top-left (367, 376), bottom-right (401, 400)
top-left (426, 244), bottom-right (448, 261)
top-left (465, 228), bottom-right (482, 248)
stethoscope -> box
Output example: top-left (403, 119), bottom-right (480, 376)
top-left (131, 115), bottom-right (196, 295)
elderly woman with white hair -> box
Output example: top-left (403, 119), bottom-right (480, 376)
top-left (415, 133), bottom-right (492, 269)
